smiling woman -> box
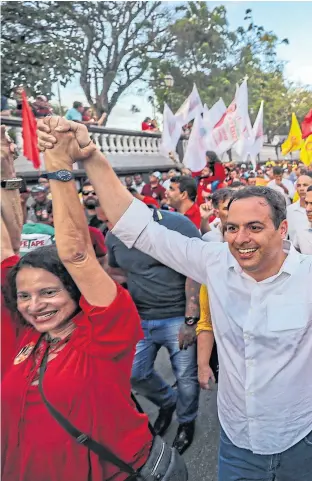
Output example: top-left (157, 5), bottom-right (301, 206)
top-left (1, 117), bottom-right (187, 481)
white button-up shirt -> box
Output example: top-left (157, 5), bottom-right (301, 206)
top-left (267, 179), bottom-right (295, 206)
top-left (293, 227), bottom-right (312, 254)
top-left (112, 199), bottom-right (312, 455)
top-left (287, 201), bottom-right (310, 241)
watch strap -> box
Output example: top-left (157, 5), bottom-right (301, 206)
top-left (41, 170), bottom-right (74, 182)
top-left (185, 316), bottom-right (200, 326)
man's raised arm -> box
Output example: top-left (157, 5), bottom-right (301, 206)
top-left (37, 117), bottom-right (222, 284)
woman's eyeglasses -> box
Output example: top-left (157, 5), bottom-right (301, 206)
top-left (82, 191), bottom-right (97, 196)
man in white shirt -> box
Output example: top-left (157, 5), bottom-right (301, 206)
top-left (287, 174), bottom-right (312, 241)
top-left (267, 166), bottom-right (295, 205)
top-left (37, 118), bottom-right (312, 481)
top-left (200, 188), bottom-right (233, 242)
top-left (293, 185), bottom-right (312, 254)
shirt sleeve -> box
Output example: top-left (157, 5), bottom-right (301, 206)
top-left (74, 283), bottom-right (143, 359)
top-left (196, 285), bottom-right (213, 335)
top-left (112, 199), bottom-right (225, 284)
top-left (105, 234), bottom-right (119, 268)
top-left (88, 226), bottom-right (107, 257)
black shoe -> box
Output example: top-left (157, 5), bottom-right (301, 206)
top-left (153, 404), bottom-right (176, 436)
top-left (172, 420), bottom-right (195, 455)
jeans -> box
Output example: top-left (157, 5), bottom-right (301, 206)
top-left (131, 316), bottom-right (199, 424)
top-left (218, 427), bottom-right (312, 481)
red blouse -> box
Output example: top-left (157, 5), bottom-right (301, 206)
top-left (1, 255), bottom-right (24, 378)
top-left (1, 284), bottom-right (152, 481)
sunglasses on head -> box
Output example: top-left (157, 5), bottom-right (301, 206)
top-left (82, 191), bottom-right (97, 196)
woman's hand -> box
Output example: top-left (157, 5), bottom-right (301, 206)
top-left (37, 116), bottom-right (97, 166)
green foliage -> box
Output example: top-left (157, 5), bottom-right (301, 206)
top-left (149, 3), bottom-right (312, 135)
top-left (1, 1), bottom-right (172, 119)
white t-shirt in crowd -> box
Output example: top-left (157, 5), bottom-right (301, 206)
top-left (267, 179), bottom-right (295, 206)
top-left (293, 227), bottom-right (312, 254)
top-left (286, 201), bottom-right (310, 241)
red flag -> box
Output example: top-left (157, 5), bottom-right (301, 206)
top-left (22, 90), bottom-right (40, 169)
top-left (301, 109), bottom-right (312, 140)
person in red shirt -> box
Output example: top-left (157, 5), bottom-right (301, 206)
top-left (3, 119), bottom-right (188, 481)
top-left (127, 187), bottom-right (160, 208)
top-left (141, 171), bottom-right (166, 204)
top-left (141, 117), bottom-right (152, 131)
top-left (166, 176), bottom-right (201, 229)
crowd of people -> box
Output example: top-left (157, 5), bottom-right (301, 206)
top-left (1, 116), bottom-right (312, 481)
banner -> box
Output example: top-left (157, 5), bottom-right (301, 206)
top-left (281, 113), bottom-right (303, 155)
top-left (175, 83), bottom-right (203, 125)
top-left (160, 103), bottom-right (184, 157)
top-left (183, 112), bottom-right (209, 172)
top-left (208, 79), bottom-right (252, 156)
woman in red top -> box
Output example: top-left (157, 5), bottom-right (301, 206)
top-left (1, 135), bottom-right (154, 481)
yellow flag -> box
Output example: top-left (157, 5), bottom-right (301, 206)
top-left (281, 113), bottom-right (303, 156)
top-left (300, 135), bottom-right (312, 166)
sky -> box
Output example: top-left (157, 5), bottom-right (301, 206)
top-left (54, 1), bottom-right (312, 129)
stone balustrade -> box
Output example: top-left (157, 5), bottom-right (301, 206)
top-left (0, 116), bottom-right (299, 179)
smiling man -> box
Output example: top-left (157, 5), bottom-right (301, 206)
top-left (37, 117), bottom-right (312, 481)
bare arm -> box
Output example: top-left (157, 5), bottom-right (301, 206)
top-left (0, 126), bottom-right (23, 255)
top-left (37, 118), bottom-right (222, 284)
top-left (185, 278), bottom-right (200, 318)
top-left (1, 217), bottom-right (15, 262)
top-left (197, 331), bottom-right (215, 389)
top-left (43, 118), bottom-right (117, 307)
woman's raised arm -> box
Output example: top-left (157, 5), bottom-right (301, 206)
top-left (42, 117), bottom-right (117, 307)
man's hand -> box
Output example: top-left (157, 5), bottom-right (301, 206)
top-left (1, 125), bottom-right (16, 179)
top-left (178, 323), bottom-right (197, 350)
top-left (199, 203), bottom-right (214, 220)
top-left (37, 116), bottom-right (97, 165)
top-left (198, 364), bottom-right (215, 390)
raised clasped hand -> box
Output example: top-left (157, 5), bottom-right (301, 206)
top-left (37, 116), bottom-right (97, 165)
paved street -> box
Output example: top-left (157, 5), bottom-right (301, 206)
top-left (137, 347), bottom-right (220, 481)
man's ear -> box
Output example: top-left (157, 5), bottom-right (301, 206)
top-left (279, 219), bottom-right (288, 239)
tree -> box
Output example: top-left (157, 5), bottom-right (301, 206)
top-left (1, 2), bottom-right (78, 98)
top-left (2, 1), bottom-right (172, 121)
top-left (149, 3), bottom-right (312, 135)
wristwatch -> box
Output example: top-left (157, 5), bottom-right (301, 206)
top-left (1, 178), bottom-right (23, 190)
top-left (184, 316), bottom-right (200, 327)
top-left (41, 170), bottom-right (74, 182)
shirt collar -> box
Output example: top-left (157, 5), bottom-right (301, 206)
top-left (227, 240), bottom-right (302, 281)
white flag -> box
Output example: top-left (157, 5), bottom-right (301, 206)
top-left (232, 79), bottom-right (253, 158)
top-left (160, 103), bottom-right (183, 157)
top-left (244, 101), bottom-right (264, 168)
top-left (183, 112), bottom-right (209, 172)
top-left (203, 98), bottom-right (227, 130)
top-left (175, 84), bottom-right (203, 125)
top-left (210, 79), bottom-right (252, 156)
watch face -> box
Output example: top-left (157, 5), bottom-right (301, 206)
top-left (57, 170), bottom-right (72, 181)
top-left (185, 318), bottom-right (196, 326)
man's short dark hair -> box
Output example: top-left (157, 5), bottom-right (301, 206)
top-left (73, 101), bottom-right (83, 109)
top-left (228, 186), bottom-right (286, 229)
top-left (273, 166), bottom-right (283, 176)
top-left (211, 188), bottom-right (233, 209)
top-left (248, 172), bottom-right (256, 179)
top-left (170, 176), bottom-right (197, 202)
top-left (231, 181), bottom-right (244, 188)
top-left (82, 179), bottom-right (92, 187)
top-left (307, 185), bottom-right (312, 193)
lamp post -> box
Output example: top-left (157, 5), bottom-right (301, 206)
top-left (163, 74), bottom-right (174, 108)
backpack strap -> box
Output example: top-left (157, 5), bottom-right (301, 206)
top-left (38, 346), bottom-right (139, 479)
